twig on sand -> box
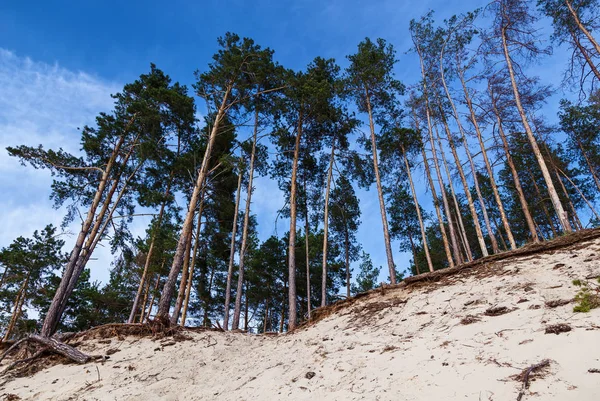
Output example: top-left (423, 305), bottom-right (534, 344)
top-left (516, 359), bottom-right (551, 401)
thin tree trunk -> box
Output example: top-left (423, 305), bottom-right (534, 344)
top-left (156, 88), bottom-right (231, 322)
top-left (570, 30), bottom-right (600, 82)
top-left (557, 166), bottom-right (600, 221)
top-left (180, 189), bottom-right (207, 326)
top-left (303, 171), bottom-right (312, 320)
top-left (244, 282), bottom-right (249, 331)
top-left (41, 133), bottom-right (127, 336)
top-left (223, 165), bottom-right (244, 329)
top-left (128, 139), bottom-right (178, 323)
top-left (232, 109), bottom-right (260, 330)
top-left (527, 167), bottom-right (559, 237)
top-left (575, 138), bottom-right (600, 192)
top-left (365, 91), bottom-right (396, 283)
top-left (287, 114), bottom-right (303, 331)
top-left (3, 275), bottom-right (29, 341)
top-left (138, 273), bottom-right (153, 323)
top-left (144, 273), bottom-right (162, 323)
top-left (555, 170), bottom-right (583, 229)
top-left (321, 144), bottom-right (335, 307)
top-left (171, 221), bottom-right (194, 325)
top-left (345, 228), bottom-right (351, 297)
top-left (500, 22), bottom-right (572, 233)
top-left (280, 278), bottom-right (286, 333)
top-left (489, 84), bottom-right (539, 242)
top-left (433, 123), bottom-right (470, 263)
top-left (406, 228), bottom-right (421, 275)
top-left (458, 69), bottom-right (516, 250)
top-left (565, 0), bottom-right (600, 55)
top-left (411, 101), bottom-right (454, 268)
top-left (438, 56), bottom-right (494, 256)
top-left (203, 263), bottom-right (216, 328)
top-left (402, 145), bottom-right (434, 272)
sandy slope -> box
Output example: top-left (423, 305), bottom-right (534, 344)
top-left (2, 237), bottom-right (600, 401)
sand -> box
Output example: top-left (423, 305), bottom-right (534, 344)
top-left (1, 237), bottom-right (600, 401)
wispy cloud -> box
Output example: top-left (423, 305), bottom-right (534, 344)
top-left (0, 49), bottom-right (120, 282)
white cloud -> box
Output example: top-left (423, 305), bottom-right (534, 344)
top-left (0, 49), bottom-right (121, 283)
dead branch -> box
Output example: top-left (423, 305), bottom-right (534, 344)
top-left (516, 359), bottom-right (551, 401)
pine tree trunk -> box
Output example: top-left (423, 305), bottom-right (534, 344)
top-left (144, 273), bottom-right (162, 323)
top-left (203, 263), bottom-right (216, 328)
top-left (287, 113), bottom-right (303, 331)
top-left (223, 166), bottom-right (244, 329)
top-left (565, 0), bottom-right (600, 55)
top-left (171, 223), bottom-right (194, 325)
top-left (365, 91), bottom-right (396, 284)
top-left (555, 169), bottom-right (582, 230)
top-left (575, 138), bottom-right (600, 192)
top-left (139, 273), bottom-right (152, 323)
top-left (435, 101), bottom-right (489, 257)
top-left (556, 166), bottom-right (600, 221)
top-left (432, 123), bottom-right (470, 263)
top-left (180, 189), bottom-right (206, 326)
top-left (527, 167), bottom-right (559, 237)
top-left (458, 69), bottom-right (516, 250)
top-left (570, 30), bottom-right (600, 82)
top-left (156, 88), bottom-right (231, 322)
top-left (438, 58), bottom-right (495, 256)
top-left (490, 86), bottom-right (539, 242)
top-left (41, 135), bottom-right (126, 336)
top-left (345, 228), bottom-right (351, 298)
top-left (501, 23), bottom-right (572, 233)
top-left (412, 102), bottom-right (454, 268)
top-left (304, 193), bottom-right (311, 319)
top-left (3, 275), bottom-right (29, 341)
top-left (321, 144), bottom-right (335, 307)
top-left (402, 145), bottom-right (434, 272)
top-left (232, 110), bottom-right (260, 330)
top-left (128, 141), bottom-right (178, 324)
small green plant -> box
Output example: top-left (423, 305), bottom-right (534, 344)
top-left (572, 278), bottom-right (600, 313)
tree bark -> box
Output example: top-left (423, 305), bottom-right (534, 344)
top-left (232, 109), bottom-right (260, 330)
top-left (287, 114), bottom-right (303, 331)
top-left (321, 144), bottom-right (335, 307)
top-left (304, 180), bottom-right (311, 319)
top-left (365, 91), bottom-right (396, 284)
top-left (223, 165), bottom-right (244, 329)
top-left (489, 83), bottom-right (539, 242)
top-left (500, 22), bottom-right (572, 233)
top-left (565, 0), bottom-right (600, 55)
top-left (41, 134), bottom-right (127, 336)
top-left (156, 88), bottom-right (231, 322)
top-left (180, 189), bottom-right (206, 326)
top-left (411, 101), bottom-right (454, 268)
top-left (3, 275), bottom-right (29, 342)
top-left (432, 123), bottom-right (470, 263)
top-left (402, 145), bottom-right (434, 272)
top-left (458, 67), bottom-right (516, 250)
top-left (171, 223), bottom-right (194, 325)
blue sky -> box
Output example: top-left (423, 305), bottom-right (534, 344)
top-left (0, 0), bottom-right (577, 285)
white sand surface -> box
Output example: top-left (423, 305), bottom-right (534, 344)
top-left (1, 237), bottom-right (600, 401)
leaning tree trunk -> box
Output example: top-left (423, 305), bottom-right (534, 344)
top-left (365, 91), bottom-right (396, 284)
top-left (435, 100), bottom-right (489, 258)
top-left (557, 166), bottom-right (600, 222)
top-left (501, 25), bottom-right (572, 233)
top-left (41, 134), bottom-right (126, 336)
top-left (489, 83), bottom-right (539, 242)
top-left (344, 228), bottom-right (351, 298)
top-left (402, 145), bottom-right (433, 272)
top-left (321, 144), bottom-right (335, 307)
top-left (565, 0), bottom-right (600, 55)
top-left (156, 88), bottom-right (231, 322)
top-left (47, 137), bottom-right (141, 336)
top-left (223, 166), bottom-right (244, 329)
top-left (232, 111), bottom-right (260, 330)
top-left (412, 103), bottom-right (454, 268)
top-left (457, 67), bottom-right (516, 250)
top-left (432, 122), bottom-right (470, 264)
top-left (438, 62), bottom-right (494, 256)
top-left (180, 186), bottom-right (207, 325)
top-left (575, 138), bottom-right (600, 193)
top-left (3, 274), bottom-right (29, 342)
top-left (570, 30), bottom-right (600, 82)
top-left (170, 224), bottom-right (194, 325)
top-left (128, 158), bottom-right (177, 323)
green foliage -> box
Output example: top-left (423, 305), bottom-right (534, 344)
top-left (572, 278), bottom-right (600, 312)
top-left (351, 252), bottom-right (381, 295)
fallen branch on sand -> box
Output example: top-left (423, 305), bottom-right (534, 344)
top-left (516, 359), bottom-right (551, 401)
